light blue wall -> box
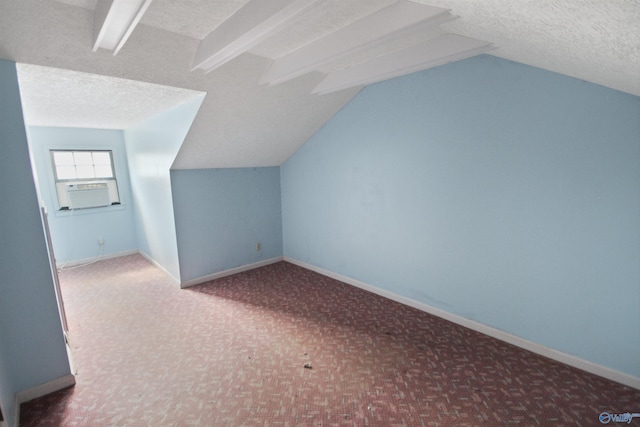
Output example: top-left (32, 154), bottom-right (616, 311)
top-left (28, 127), bottom-right (138, 265)
top-left (281, 55), bottom-right (640, 378)
top-left (171, 167), bottom-right (283, 283)
top-left (124, 95), bottom-right (205, 281)
top-left (0, 326), bottom-right (11, 424)
top-left (0, 59), bottom-right (72, 427)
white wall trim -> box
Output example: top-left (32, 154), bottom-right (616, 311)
top-left (283, 257), bottom-right (640, 391)
top-left (14, 374), bottom-right (76, 427)
top-left (138, 250), bottom-right (181, 285)
top-left (57, 249), bottom-right (139, 269)
top-left (180, 257), bottom-right (284, 289)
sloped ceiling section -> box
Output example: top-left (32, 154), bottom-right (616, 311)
top-left (17, 64), bottom-right (205, 130)
top-left (3, 0), bottom-right (639, 169)
top-left (88, 0), bottom-right (495, 93)
top-left (423, 0), bottom-right (640, 99)
top-left (190, 0), bottom-right (494, 94)
top-left (140, 0), bottom-right (640, 97)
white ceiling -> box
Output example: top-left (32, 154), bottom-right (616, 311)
top-left (2, 0), bottom-right (638, 168)
top-left (17, 64), bottom-right (205, 130)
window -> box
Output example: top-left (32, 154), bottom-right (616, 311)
top-left (50, 150), bottom-right (121, 210)
top-left (52, 150), bottom-right (114, 180)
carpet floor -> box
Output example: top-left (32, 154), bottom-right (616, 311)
top-left (19, 254), bottom-right (639, 426)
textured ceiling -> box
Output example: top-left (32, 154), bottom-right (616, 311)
top-left (17, 64), bottom-right (205, 129)
top-left (43, 0), bottom-right (640, 96)
top-left (2, 0), bottom-right (638, 169)
top-left (135, 0), bottom-right (640, 96)
top-left (419, 0), bottom-right (640, 98)
top-left (141, 0), bottom-right (251, 40)
top-left (249, 0), bottom-right (397, 59)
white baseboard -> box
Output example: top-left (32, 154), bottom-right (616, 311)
top-left (14, 374), bottom-right (76, 427)
top-left (180, 257), bottom-right (284, 289)
top-left (283, 257), bottom-right (640, 391)
top-left (57, 249), bottom-right (139, 269)
top-left (138, 250), bottom-right (180, 285)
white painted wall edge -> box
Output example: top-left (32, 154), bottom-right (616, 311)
top-left (56, 249), bottom-right (139, 269)
top-left (138, 250), bottom-right (181, 286)
top-left (180, 257), bottom-right (284, 289)
top-left (283, 257), bottom-right (640, 391)
top-left (14, 374), bottom-right (76, 427)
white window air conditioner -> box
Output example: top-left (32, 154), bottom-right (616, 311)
top-left (65, 181), bottom-right (111, 209)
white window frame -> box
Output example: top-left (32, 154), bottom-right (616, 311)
top-left (50, 149), bottom-right (121, 210)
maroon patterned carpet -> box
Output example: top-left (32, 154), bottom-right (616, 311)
top-left (20, 254), bottom-right (639, 426)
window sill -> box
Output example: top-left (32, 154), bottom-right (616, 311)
top-left (54, 203), bottom-right (126, 217)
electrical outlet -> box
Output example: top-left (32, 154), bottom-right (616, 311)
top-left (98, 238), bottom-right (104, 245)
top-left (256, 243), bottom-right (261, 251)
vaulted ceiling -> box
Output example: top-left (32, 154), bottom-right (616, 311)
top-left (2, 0), bottom-right (638, 168)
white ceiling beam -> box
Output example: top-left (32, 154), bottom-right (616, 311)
top-left (191, 0), bottom-right (320, 73)
top-left (312, 34), bottom-right (494, 95)
top-left (92, 0), bottom-right (113, 52)
top-left (260, 1), bottom-right (454, 86)
top-left (92, 0), bottom-right (154, 55)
